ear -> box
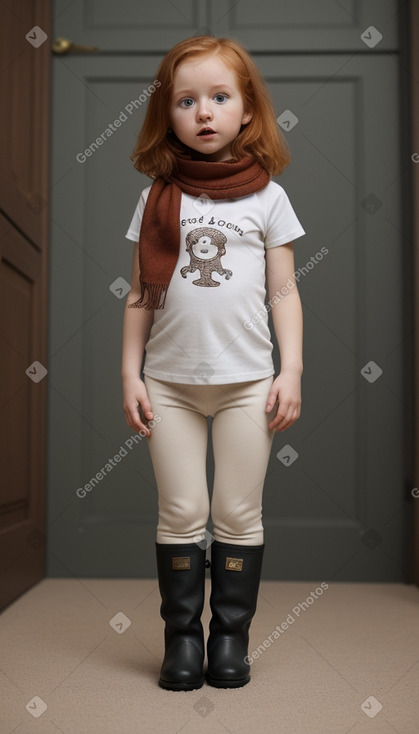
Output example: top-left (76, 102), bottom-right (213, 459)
top-left (241, 109), bottom-right (253, 125)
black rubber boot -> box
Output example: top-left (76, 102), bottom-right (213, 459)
top-left (205, 540), bottom-right (264, 688)
top-left (155, 541), bottom-right (206, 691)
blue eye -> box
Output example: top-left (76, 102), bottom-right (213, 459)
top-left (179, 93), bottom-right (229, 108)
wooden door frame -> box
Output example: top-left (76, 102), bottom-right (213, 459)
top-left (0, 0), bottom-right (51, 611)
top-left (409, 0), bottom-right (419, 585)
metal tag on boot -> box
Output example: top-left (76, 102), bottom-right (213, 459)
top-left (225, 557), bottom-right (243, 571)
top-left (172, 556), bottom-right (190, 570)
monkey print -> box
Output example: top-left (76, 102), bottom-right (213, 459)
top-left (180, 227), bottom-right (233, 287)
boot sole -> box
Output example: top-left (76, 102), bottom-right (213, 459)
top-left (205, 672), bottom-right (250, 688)
top-left (159, 676), bottom-right (205, 691)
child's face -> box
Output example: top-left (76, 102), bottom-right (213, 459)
top-left (169, 54), bottom-right (252, 162)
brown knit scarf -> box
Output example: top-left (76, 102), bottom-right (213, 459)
top-left (128, 153), bottom-right (270, 310)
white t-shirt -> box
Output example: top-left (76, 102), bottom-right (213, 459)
top-left (125, 180), bottom-right (305, 384)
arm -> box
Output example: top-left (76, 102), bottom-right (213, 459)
top-left (121, 242), bottom-right (155, 435)
top-left (264, 242), bottom-right (303, 431)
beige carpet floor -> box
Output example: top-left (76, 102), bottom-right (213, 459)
top-left (0, 578), bottom-right (418, 734)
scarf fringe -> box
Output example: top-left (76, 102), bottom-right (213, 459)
top-left (127, 280), bottom-right (168, 310)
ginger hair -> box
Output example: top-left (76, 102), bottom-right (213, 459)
top-left (130, 35), bottom-right (291, 179)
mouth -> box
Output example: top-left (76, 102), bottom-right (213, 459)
top-left (198, 127), bottom-right (216, 136)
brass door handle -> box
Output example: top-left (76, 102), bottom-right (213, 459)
top-left (52, 37), bottom-right (100, 54)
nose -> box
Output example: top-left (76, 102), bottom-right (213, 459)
top-left (196, 98), bottom-right (213, 121)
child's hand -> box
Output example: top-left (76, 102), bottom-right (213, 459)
top-left (265, 370), bottom-right (302, 432)
top-left (122, 376), bottom-right (154, 436)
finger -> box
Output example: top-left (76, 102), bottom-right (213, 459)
top-left (124, 403), bottom-right (150, 436)
top-left (268, 404), bottom-right (292, 430)
top-left (268, 402), bottom-right (288, 428)
top-left (141, 398), bottom-right (154, 420)
top-left (265, 390), bottom-right (278, 412)
top-left (273, 406), bottom-right (300, 431)
top-left (137, 418), bottom-right (152, 436)
top-left (127, 407), bottom-right (151, 435)
top-left (276, 417), bottom-right (293, 431)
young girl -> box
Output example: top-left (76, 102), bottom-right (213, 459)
top-left (121, 35), bottom-right (305, 692)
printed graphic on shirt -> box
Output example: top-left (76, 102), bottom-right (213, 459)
top-left (180, 227), bottom-right (233, 287)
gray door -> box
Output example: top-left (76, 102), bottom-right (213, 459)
top-left (48, 0), bottom-right (410, 581)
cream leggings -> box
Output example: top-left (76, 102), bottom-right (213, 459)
top-left (144, 374), bottom-right (276, 546)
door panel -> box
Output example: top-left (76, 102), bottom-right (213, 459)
top-left (211, 0), bottom-right (399, 51)
top-left (52, 0), bottom-right (399, 52)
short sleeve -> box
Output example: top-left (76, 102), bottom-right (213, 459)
top-left (264, 183), bottom-right (306, 248)
top-left (125, 185), bottom-right (151, 242)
